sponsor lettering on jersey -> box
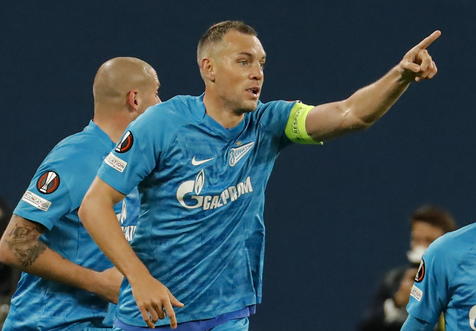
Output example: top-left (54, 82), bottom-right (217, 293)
top-left (115, 131), bottom-right (134, 153)
top-left (410, 284), bottom-right (423, 302)
top-left (116, 198), bottom-right (137, 242)
top-left (36, 171), bottom-right (60, 194)
top-left (176, 170), bottom-right (253, 210)
top-left (229, 142), bottom-right (254, 166)
top-left (121, 226), bottom-right (136, 241)
top-left (105, 152), bottom-right (128, 172)
top-left (469, 305), bottom-right (476, 330)
top-left (21, 190), bottom-right (52, 211)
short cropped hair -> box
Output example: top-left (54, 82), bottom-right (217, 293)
top-left (197, 20), bottom-right (257, 61)
top-left (410, 205), bottom-right (457, 233)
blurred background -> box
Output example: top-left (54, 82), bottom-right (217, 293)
top-left (2, 0), bottom-right (476, 329)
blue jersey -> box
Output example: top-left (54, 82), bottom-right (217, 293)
top-left (4, 121), bottom-right (139, 331)
top-left (97, 95), bottom-right (298, 327)
top-left (405, 223), bottom-right (476, 330)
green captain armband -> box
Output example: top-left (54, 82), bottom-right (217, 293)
top-left (284, 102), bottom-right (323, 145)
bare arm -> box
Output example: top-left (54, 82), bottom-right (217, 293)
top-left (306, 30), bottom-right (441, 141)
top-left (79, 177), bottom-right (183, 328)
top-left (0, 214), bottom-right (122, 303)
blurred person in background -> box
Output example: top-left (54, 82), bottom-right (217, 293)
top-left (403, 211), bottom-right (476, 329)
top-left (0, 197), bottom-right (19, 329)
top-left (357, 205), bottom-right (456, 331)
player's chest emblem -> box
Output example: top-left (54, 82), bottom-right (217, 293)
top-left (229, 142), bottom-right (254, 167)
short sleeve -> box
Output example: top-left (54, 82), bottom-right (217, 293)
top-left (97, 106), bottom-right (167, 195)
top-left (255, 100), bottom-right (295, 137)
top-left (14, 162), bottom-right (72, 230)
top-left (406, 243), bottom-right (449, 325)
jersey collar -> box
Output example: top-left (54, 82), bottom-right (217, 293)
top-left (84, 120), bottom-right (115, 148)
top-left (197, 94), bottom-right (247, 139)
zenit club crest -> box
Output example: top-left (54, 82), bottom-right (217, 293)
top-left (415, 259), bottom-right (425, 283)
top-left (229, 141), bottom-right (254, 167)
top-left (36, 171), bottom-right (60, 194)
top-left (115, 131), bottom-right (134, 153)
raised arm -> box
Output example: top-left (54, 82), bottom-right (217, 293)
top-left (0, 214), bottom-right (122, 303)
top-left (306, 30), bottom-right (441, 141)
top-left (79, 177), bottom-right (184, 329)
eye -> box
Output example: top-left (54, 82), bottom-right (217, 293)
top-left (238, 59), bottom-right (249, 66)
top-left (259, 62), bottom-right (266, 69)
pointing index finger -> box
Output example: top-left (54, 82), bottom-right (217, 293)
top-left (415, 30), bottom-right (441, 50)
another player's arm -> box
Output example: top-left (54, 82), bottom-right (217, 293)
top-left (304, 30), bottom-right (440, 141)
top-left (0, 214), bottom-right (122, 303)
top-left (79, 177), bottom-right (184, 329)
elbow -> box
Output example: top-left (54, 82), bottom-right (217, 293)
top-left (78, 199), bottom-right (90, 227)
top-left (78, 193), bottom-right (97, 229)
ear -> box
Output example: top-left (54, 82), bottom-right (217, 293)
top-left (126, 90), bottom-right (139, 112)
top-left (200, 58), bottom-right (215, 83)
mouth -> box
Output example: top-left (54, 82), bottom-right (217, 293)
top-left (245, 87), bottom-right (261, 99)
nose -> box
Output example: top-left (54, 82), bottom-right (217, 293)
top-left (249, 63), bottom-right (263, 81)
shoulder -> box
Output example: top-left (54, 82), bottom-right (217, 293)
top-left (426, 224), bottom-right (474, 262)
top-left (43, 132), bottom-right (88, 167)
top-left (139, 95), bottom-right (202, 125)
top-left (46, 130), bottom-right (103, 167)
top-left (37, 129), bottom-right (107, 189)
top-left (252, 100), bottom-right (296, 119)
top-left (247, 100), bottom-right (297, 133)
top-left (127, 95), bottom-right (204, 149)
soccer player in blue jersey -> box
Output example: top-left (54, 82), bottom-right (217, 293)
top-left (401, 222), bottom-right (476, 330)
top-left (79, 21), bottom-right (440, 331)
top-left (0, 57), bottom-right (160, 330)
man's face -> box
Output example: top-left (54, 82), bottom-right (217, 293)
top-left (211, 30), bottom-right (266, 113)
top-left (410, 221), bottom-right (445, 249)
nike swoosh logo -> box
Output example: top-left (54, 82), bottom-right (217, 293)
top-left (191, 156), bottom-right (214, 166)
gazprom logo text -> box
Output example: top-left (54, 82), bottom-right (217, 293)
top-left (176, 170), bottom-right (253, 210)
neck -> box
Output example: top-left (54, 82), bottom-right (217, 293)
top-left (203, 90), bottom-right (244, 129)
top-left (93, 105), bottom-right (131, 143)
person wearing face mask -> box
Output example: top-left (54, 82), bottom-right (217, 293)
top-left (357, 205), bottom-right (456, 331)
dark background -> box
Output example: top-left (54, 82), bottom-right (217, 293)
top-left (2, 1), bottom-right (475, 330)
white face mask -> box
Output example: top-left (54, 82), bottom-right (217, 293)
top-left (407, 245), bottom-right (427, 264)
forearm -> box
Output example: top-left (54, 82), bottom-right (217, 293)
top-left (0, 216), bottom-right (104, 294)
top-left (306, 31), bottom-right (440, 141)
top-left (79, 181), bottom-right (151, 283)
top-left (305, 66), bottom-right (412, 141)
top-left (343, 65), bottom-right (411, 127)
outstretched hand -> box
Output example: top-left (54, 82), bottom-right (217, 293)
top-left (399, 30), bottom-right (441, 82)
